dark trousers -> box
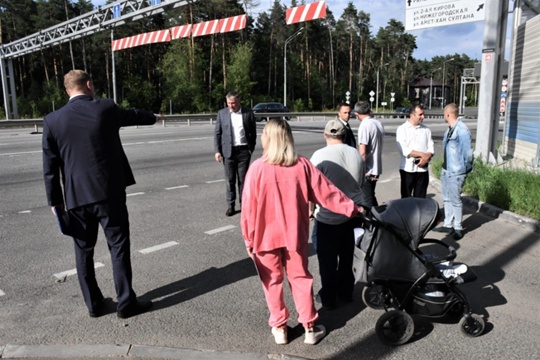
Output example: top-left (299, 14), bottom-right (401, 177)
top-left (360, 176), bottom-right (379, 208)
top-left (223, 147), bottom-right (251, 209)
top-left (400, 170), bottom-right (429, 198)
top-left (69, 193), bottom-right (136, 312)
top-left (315, 218), bottom-right (359, 307)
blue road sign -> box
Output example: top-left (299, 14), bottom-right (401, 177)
top-left (113, 4), bottom-right (121, 19)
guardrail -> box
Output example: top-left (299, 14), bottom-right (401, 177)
top-left (0, 110), bottom-right (473, 131)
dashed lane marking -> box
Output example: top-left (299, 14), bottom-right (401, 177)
top-left (0, 289), bottom-right (5, 296)
top-left (206, 179), bottom-right (225, 184)
top-left (127, 192), bottom-right (145, 197)
top-left (165, 185), bottom-right (189, 190)
top-left (53, 262), bottom-right (105, 281)
top-left (205, 225), bottom-right (236, 235)
top-left (18, 210), bottom-right (31, 213)
top-left (139, 241), bottom-right (179, 254)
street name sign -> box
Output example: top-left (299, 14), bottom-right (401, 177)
top-left (405, 0), bottom-right (485, 31)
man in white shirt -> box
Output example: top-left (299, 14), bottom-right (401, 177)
top-left (214, 92), bottom-right (257, 216)
top-left (353, 101), bottom-right (384, 208)
top-left (396, 104), bottom-right (434, 198)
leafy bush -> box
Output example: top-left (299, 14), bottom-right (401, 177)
top-left (431, 157), bottom-right (540, 220)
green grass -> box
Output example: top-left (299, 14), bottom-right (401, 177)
top-left (431, 157), bottom-right (540, 220)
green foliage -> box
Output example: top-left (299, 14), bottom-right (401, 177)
top-left (226, 43), bottom-right (256, 100)
top-left (431, 157), bottom-right (540, 220)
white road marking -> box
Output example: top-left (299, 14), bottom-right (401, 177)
top-left (127, 192), bottom-right (145, 197)
top-left (123, 137), bottom-right (212, 146)
top-left (18, 210), bottom-right (31, 214)
top-left (165, 185), bottom-right (189, 190)
top-left (205, 225), bottom-right (236, 235)
top-left (0, 150), bottom-right (41, 157)
top-left (206, 179), bottom-right (225, 184)
top-left (139, 241), bottom-right (179, 254)
top-left (0, 289), bottom-right (5, 296)
top-left (53, 262), bottom-right (105, 280)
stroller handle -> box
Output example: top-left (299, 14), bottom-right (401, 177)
top-left (420, 239), bottom-right (457, 263)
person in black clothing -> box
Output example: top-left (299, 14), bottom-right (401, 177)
top-left (43, 69), bottom-right (160, 319)
top-left (336, 103), bottom-right (357, 148)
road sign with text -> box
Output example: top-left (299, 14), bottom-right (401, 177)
top-left (405, 0), bottom-right (485, 31)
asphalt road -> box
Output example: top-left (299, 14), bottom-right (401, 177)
top-left (0, 118), bottom-right (539, 359)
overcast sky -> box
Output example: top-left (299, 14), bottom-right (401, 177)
top-left (91, 0), bottom-right (516, 61)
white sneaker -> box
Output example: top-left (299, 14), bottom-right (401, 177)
top-left (271, 327), bottom-right (288, 345)
top-left (441, 264), bottom-right (468, 279)
top-left (304, 325), bottom-right (326, 345)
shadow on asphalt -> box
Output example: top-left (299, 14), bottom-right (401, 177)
top-left (141, 257), bottom-right (257, 310)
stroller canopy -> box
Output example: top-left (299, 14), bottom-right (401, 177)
top-left (371, 198), bottom-right (440, 249)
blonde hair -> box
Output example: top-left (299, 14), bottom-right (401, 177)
top-left (262, 119), bottom-right (298, 166)
top-left (64, 70), bottom-right (91, 92)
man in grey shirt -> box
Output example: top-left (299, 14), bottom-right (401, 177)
top-left (310, 120), bottom-right (365, 309)
top-left (353, 101), bottom-right (384, 207)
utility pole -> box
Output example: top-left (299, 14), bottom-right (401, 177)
top-left (476, 0), bottom-right (509, 162)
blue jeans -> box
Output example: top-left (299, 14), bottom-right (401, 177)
top-left (441, 169), bottom-right (466, 231)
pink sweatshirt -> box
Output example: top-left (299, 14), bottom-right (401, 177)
top-left (241, 156), bottom-right (359, 253)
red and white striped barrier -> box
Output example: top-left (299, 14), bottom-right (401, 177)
top-left (286, 1), bottom-right (326, 25)
top-left (191, 19), bottom-right (221, 37)
top-left (170, 24), bottom-right (192, 39)
top-left (220, 14), bottom-right (246, 33)
top-left (112, 30), bottom-right (170, 51)
top-left (112, 14), bottom-right (247, 51)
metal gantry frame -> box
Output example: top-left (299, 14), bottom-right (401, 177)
top-left (459, 68), bottom-right (480, 114)
top-left (0, 0), bottom-right (195, 119)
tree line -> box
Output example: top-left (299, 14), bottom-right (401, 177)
top-left (0, 0), bottom-right (479, 118)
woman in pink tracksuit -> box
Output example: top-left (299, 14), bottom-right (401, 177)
top-left (241, 119), bottom-right (363, 345)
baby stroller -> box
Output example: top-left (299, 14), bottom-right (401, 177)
top-left (355, 198), bottom-right (485, 346)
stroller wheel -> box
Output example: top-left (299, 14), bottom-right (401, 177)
top-left (362, 284), bottom-right (389, 310)
top-left (375, 310), bottom-right (414, 346)
top-left (459, 314), bottom-right (485, 337)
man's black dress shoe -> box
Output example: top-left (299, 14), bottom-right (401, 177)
top-left (89, 299), bottom-right (105, 318)
top-left (226, 208), bottom-right (235, 217)
top-left (117, 300), bottom-right (153, 319)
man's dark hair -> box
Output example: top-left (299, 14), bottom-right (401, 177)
top-left (226, 91), bottom-right (241, 100)
top-left (409, 104), bottom-right (424, 115)
top-left (337, 102), bottom-right (351, 111)
top-left (353, 101), bottom-right (371, 115)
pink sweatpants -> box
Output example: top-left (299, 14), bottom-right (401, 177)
top-left (252, 247), bottom-right (318, 328)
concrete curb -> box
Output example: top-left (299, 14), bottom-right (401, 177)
top-left (0, 344), bottom-right (307, 359)
top-left (430, 178), bottom-right (540, 234)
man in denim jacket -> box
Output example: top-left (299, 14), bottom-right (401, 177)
top-left (433, 103), bottom-right (473, 240)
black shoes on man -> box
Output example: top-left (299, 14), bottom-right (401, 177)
top-left (89, 299), bottom-right (153, 319)
top-left (226, 207), bottom-right (235, 217)
top-left (117, 300), bottom-right (153, 319)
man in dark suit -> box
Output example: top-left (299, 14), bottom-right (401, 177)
top-left (43, 69), bottom-right (160, 319)
top-left (214, 92), bottom-right (257, 216)
top-left (336, 103), bottom-right (356, 148)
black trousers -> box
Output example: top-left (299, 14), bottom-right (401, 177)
top-left (399, 170), bottom-right (429, 198)
top-left (223, 147), bottom-right (251, 209)
top-left (360, 175), bottom-right (379, 208)
top-left (315, 218), bottom-right (359, 307)
top-left (69, 192), bottom-right (136, 312)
